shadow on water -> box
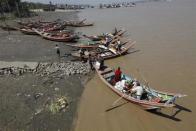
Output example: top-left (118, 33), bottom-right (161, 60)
top-left (105, 101), bottom-right (129, 112)
top-left (148, 104), bottom-right (192, 122)
top-left (148, 110), bottom-right (182, 122)
top-left (127, 49), bottom-right (140, 55)
top-left (172, 104), bottom-right (192, 117)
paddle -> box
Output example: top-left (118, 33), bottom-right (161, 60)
top-left (105, 88), bottom-right (133, 112)
top-left (112, 93), bottom-right (127, 106)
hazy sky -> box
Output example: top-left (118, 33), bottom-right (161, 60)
top-left (22, 0), bottom-right (134, 5)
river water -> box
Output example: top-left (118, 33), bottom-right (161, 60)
top-left (74, 0), bottom-right (196, 131)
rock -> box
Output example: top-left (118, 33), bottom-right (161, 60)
top-left (54, 87), bottom-right (59, 91)
top-left (16, 93), bottom-right (22, 96)
top-left (34, 93), bottom-right (43, 100)
top-left (25, 94), bottom-right (31, 97)
top-left (0, 61), bottom-right (91, 77)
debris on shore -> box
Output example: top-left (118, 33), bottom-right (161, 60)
top-left (0, 61), bottom-right (91, 76)
top-left (47, 96), bottom-right (69, 114)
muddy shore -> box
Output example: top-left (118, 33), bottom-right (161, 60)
top-left (0, 11), bottom-right (93, 131)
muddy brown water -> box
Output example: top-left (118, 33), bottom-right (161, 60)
top-left (74, 0), bottom-right (196, 131)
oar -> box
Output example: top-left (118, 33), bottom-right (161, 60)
top-left (106, 88), bottom-right (133, 112)
top-left (112, 94), bottom-right (126, 106)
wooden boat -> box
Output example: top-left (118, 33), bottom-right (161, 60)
top-left (18, 28), bottom-right (38, 35)
top-left (33, 29), bottom-right (77, 42)
top-left (0, 25), bottom-right (18, 31)
top-left (82, 28), bottom-right (123, 41)
top-left (42, 24), bottom-right (66, 32)
top-left (67, 30), bottom-right (127, 49)
top-left (69, 22), bottom-right (94, 27)
top-left (95, 66), bottom-right (187, 110)
top-left (64, 20), bottom-right (94, 27)
top-left (82, 34), bottom-right (103, 41)
top-left (71, 41), bottom-right (135, 60)
top-left (66, 43), bottom-right (99, 49)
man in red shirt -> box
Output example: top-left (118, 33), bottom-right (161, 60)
top-left (115, 67), bottom-right (122, 82)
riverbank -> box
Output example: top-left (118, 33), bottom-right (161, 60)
top-left (0, 11), bottom-right (94, 131)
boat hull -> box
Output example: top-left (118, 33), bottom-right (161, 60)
top-left (95, 66), bottom-right (186, 110)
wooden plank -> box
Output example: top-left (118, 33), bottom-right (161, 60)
top-left (103, 72), bottom-right (115, 79)
top-left (100, 68), bottom-right (113, 75)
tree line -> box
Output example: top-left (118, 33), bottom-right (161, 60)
top-left (0, 0), bottom-right (37, 17)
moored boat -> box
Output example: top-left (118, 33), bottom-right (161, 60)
top-left (71, 41), bottom-right (135, 60)
top-left (67, 30), bottom-right (128, 49)
top-left (64, 20), bottom-right (94, 27)
top-left (95, 66), bottom-right (187, 110)
top-left (33, 29), bottom-right (78, 42)
top-left (82, 34), bottom-right (103, 41)
top-left (0, 25), bottom-right (18, 31)
top-left (18, 27), bottom-right (38, 35)
top-left (69, 22), bottom-right (94, 27)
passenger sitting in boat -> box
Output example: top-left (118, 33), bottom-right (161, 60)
top-left (122, 80), bottom-right (133, 93)
top-left (114, 67), bottom-right (122, 82)
top-left (132, 79), bottom-right (140, 88)
top-left (131, 82), bottom-right (144, 100)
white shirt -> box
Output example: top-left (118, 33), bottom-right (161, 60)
top-left (131, 86), bottom-right (144, 96)
top-left (114, 80), bottom-right (126, 90)
top-left (55, 46), bottom-right (59, 49)
top-left (117, 40), bottom-right (120, 45)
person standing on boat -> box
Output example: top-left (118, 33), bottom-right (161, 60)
top-left (115, 67), bottom-right (122, 82)
top-left (55, 44), bottom-right (60, 58)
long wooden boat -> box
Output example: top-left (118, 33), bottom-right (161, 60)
top-left (67, 30), bottom-right (127, 49)
top-left (0, 25), bottom-right (18, 31)
top-left (70, 22), bottom-right (94, 27)
top-left (66, 43), bottom-right (99, 49)
top-left (71, 41), bottom-right (135, 60)
top-left (33, 29), bottom-right (77, 42)
top-left (95, 66), bottom-right (187, 110)
top-left (82, 34), bottom-right (103, 41)
top-left (42, 24), bottom-right (66, 32)
top-left (64, 21), bottom-right (94, 27)
top-left (18, 27), bottom-right (38, 35)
